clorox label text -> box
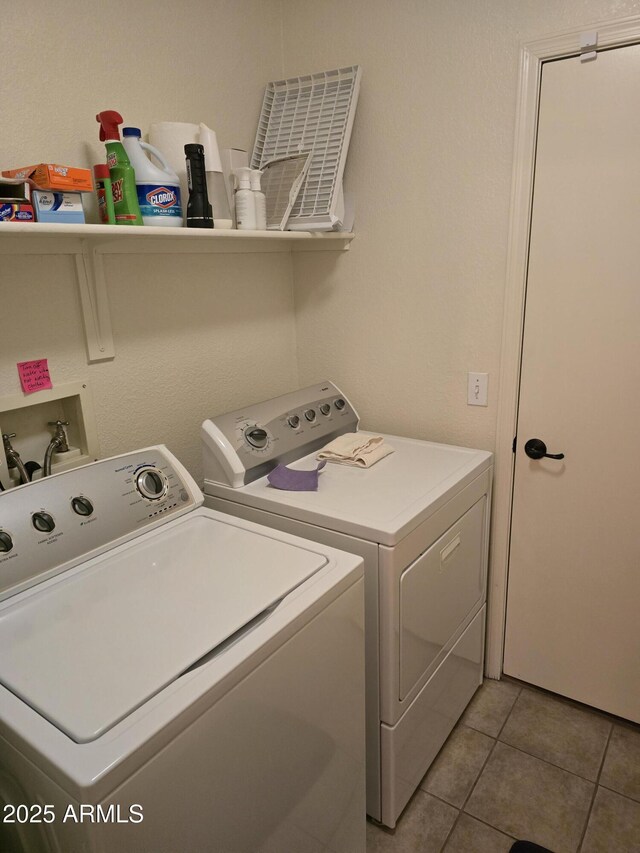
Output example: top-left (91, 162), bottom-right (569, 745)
top-left (146, 187), bottom-right (177, 208)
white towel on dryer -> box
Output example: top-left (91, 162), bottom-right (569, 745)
top-left (317, 432), bottom-right (394, 468)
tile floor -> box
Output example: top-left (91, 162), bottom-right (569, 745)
top-left (367, 679), bottom-right (640, 853)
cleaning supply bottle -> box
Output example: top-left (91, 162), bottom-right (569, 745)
top-left (93, 164), bottom-right (115, 224)
top-left (96, 110), bottom-right (142, 226)
top-left (234, 167), bottom-right (256, 230)
top-left (184, 144), bottom-right (213, 228)
top-left (250, 169), bottom-right (267, 230)
top-left (122, 127), bottom-right (183, 226)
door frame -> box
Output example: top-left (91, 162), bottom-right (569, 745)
top-left (486, 14), bottom-right (640, 678)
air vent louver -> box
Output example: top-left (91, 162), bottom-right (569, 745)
top-left (251, 66), bottom-right (361, 231)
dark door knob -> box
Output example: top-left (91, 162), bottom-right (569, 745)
top-left (524, 438), bottom-right (565, 460)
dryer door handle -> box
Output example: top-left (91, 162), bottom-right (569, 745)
top-left (440, 534), bottom-right (461, 565)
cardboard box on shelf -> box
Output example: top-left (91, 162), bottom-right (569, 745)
top-left (0, 178), bottom-right (34, 222)
top-left (2, 164), bottom-right (93, 193)
top-left (32, 190), bottom-right (85, 224)
top-left (0, 203), bottom-right (35, 222)
top-left (0, 178), bottom-right (31, 202)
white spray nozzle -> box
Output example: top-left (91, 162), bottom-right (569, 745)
top-left (234, 167), bottom-right (253, 189)
top-left (249, 169), bottom-right (263, 191)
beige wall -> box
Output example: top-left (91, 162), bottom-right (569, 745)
top-left (0, 0), bottom-right (295, 482)
top-left (283, 0), bottom-right (637, 450)
top-left (2, 0), bottom-right (638, 486)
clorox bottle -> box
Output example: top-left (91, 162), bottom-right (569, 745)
top-left (122, 128), bottom-right (183, 226)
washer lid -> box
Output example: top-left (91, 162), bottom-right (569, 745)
top-left (0, 512), bottom-right (327, 744)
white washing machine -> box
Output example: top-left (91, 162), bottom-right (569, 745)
top-left (202, 381), bottom-right (493, 828)
top-left (0, 445), bottom-right (365, 853)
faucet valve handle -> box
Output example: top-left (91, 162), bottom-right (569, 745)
top-left (2, 433), bottom-right (17, 442)
top-left (47, 420), bottom-right (70, 454)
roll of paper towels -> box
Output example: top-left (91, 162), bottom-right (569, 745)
top-left (198, 124), bottom-right (223, 173)
top-left (199, 124), bottom-right (232, 228)
top-left (148, 122), bottom-right (199, 222)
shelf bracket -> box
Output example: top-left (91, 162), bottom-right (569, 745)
top-left (74, 241), bottom-right (115, 363)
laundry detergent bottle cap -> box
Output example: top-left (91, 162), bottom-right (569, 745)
top-left (121, 126), bottom-right (183, 227)
top-left (96, 110), bottom-right (142, 226)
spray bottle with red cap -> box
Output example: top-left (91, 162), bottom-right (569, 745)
top-left (96, 110), bottom-right (142, 226)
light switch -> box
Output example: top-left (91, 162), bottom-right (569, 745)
top-left (467, 372), bottom-right (488, 406)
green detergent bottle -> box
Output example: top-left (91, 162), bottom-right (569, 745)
top-left (96, 110), bottom-right (143, 225)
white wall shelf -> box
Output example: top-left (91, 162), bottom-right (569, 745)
top-left (0, 222), bottom-right (354, 255)
top-left (0, 223), bottom-right (354, 362)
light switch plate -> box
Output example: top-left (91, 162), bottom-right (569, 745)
top-left (467, 372), bottom-right (488, 406)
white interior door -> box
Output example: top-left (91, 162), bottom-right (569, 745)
top-left (503, 44), bottom-right (640, 723)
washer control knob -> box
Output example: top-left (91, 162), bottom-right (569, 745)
top-left (136, 468), bottom-right (168, 501)
top-left (0, 531), bottom-right (13, 553)
top-left (245, 427), bottom-right (268, 449)
top-left (304, 409), bottom-right (316, 422)
top-left (32, 512), bottom-right (55, 534)
top-left (71, 496), bottom-right (94, 517)
top-left (319, 403), bottom-right (331, 416)
top-left (334, 398), bottom-right (346, 411)
top-left (287, 415), bottom-right (300, 429)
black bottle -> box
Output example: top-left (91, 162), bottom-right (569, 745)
top-left (184, 143), bottom-right (213, 228)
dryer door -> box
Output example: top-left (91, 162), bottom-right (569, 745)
top-left (399, 496), bottom-right (486, 700)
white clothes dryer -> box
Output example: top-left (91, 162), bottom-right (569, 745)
top-left (202, 382), bottom-right (493, 827)
top-left (0, 446), bottom-right (365, 853)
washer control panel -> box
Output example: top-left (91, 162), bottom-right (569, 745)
top-left (202, 381), bottom-right (359, 486)
top-left (0, 446), bottom-right (201, 602)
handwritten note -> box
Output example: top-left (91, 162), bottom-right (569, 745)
top-left (17, 359), bottom-right (53, 394)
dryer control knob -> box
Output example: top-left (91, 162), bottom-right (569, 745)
top-left (319, 403), bottom-right (331, 416)
top-left (287, 415), bottom-right (300, 429)
top-left (136, 468), bottom-right (168, 501)
top-left (0, 531), bottom-right (13, 553)
top-left (245, 427), bottom-right (268, 449)
top-left (334, 398), bottom-right (346, 410)
top-left (32, 512), bottom-right (55, 534)
top-left (72, 496), bottom-right (94, 517)
top-left (304, 409), bottom-right (316, 422)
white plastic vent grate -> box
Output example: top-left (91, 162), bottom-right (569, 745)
top-left (251, 66), bottom-right (361, 231)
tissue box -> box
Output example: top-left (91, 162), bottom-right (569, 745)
top-left (32, 191), bottom-right (85, 224)
top-left (2, 164), bottom-right (93, 192)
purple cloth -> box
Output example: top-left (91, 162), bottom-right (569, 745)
top-left (267, 460), bottom-right (327, 491)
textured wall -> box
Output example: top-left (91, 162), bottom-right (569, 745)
top-left (2, 0), bottom-right (283, 179)
top-left (0, 0), bottom-right (295, 483)
top-left (3, 0), bottom-right (638, 486)
top-left (283, 0), bottom-right (637, 449)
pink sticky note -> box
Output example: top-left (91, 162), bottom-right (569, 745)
top-left (18, 359), bottom-right (53, 394)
